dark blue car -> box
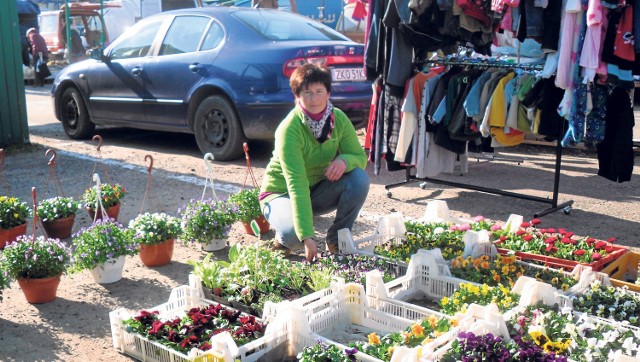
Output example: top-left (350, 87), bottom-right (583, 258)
top-left (52, 7), bottom-right (371, 160)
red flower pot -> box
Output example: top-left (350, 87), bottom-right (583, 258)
top-left (241, 215), bottom-right (270, 235)
top-left (17, 274), bottom-right (62, 304)
top-left (139, 238), bottom-right (174, 267)
top-left (0, 223), bottom-right (28, 249)
top-left (87, 203), bottom-right (121, 221)
top-left (42, 215), bottom-right (76, 239)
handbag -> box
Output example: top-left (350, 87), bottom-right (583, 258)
top-left (36, 56), bottom-right (51, 78)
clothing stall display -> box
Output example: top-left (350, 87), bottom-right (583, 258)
top-left (364, 0), bottom-right (637, 216)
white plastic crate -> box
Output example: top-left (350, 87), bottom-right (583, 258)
top-left (288, 282), bottom-right (433, 362)
top-left (109, 285), bottom-right (291, 362)
top-left (365, 249), bottom-right (475, 320)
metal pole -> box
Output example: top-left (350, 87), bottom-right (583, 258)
top-left (64, 0), bottom-right (71, 63)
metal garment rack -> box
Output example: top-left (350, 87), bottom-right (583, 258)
top-left (385, 59), bottom-right (574, 217)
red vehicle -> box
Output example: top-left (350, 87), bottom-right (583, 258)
top-left (39, 2), bottom-right (117, 62)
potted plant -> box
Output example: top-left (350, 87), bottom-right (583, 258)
top-left (0, 196), bottom-right (30, 249)
top-left (81, 183), bottom-right (126, 221)
top-left (128, 212), bottom-right (182, 267)
top-left (70, 219), bottom-right (137, 284)
top-left (227, 188), bottom-right (270, 235)
top-left (179, 198), bottom-right (236, 251)
top-left (0, 235), bottom-right (71, 303)
top-left (37, 196), bottom-right (79, 239)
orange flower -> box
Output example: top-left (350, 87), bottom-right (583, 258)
top-left (481, 261), bottom-right (490, 269)
top-left (493, 274), bottom-right (501, 282)
top-left (427, 315), bottom-right (438, 328)
top-left (411, 323), bottom-right (425, 337)
top-left (368, 332), bottom-right (380, 345)
top-left (451, 317), bottom-right (459, 327)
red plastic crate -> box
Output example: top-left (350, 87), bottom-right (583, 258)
top-left (494, 242), bottom-right (628, 271)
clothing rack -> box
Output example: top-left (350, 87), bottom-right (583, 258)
top-left (384, 59), bottom-right (574, 217)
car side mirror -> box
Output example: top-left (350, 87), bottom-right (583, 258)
top-left (90, 47), bottom-right (108, 62)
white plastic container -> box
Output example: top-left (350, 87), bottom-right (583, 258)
top-left (109, 285), bottom-right (291, 362)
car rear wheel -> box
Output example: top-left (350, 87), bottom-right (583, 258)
top-left (193, 96), bottom-right (246, 161)
top-left (60, 87), bottom-right (95, 139)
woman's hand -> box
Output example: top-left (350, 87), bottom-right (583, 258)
top-left (303, 238), bottom-right (318, 262)
top-left (325, 158), bottom-right (347, 182)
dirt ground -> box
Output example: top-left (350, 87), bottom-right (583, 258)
top-left (0, 112), bottom-right (639, 360)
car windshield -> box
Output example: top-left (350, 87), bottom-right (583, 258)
top-left (39, 13), bottom-right (57, 34)
top-left (232, 10), bottom-right (349, 42)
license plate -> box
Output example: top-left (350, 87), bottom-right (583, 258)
top-left (331, 67), bottom-right (366, 82)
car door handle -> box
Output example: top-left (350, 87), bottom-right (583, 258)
top-left (189, 63), bottom-right (201, 73)
top-left (131, 67), bottom-right (142, 76)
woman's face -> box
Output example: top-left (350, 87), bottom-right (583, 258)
top-left (296, 82), bottom-right (330, 114)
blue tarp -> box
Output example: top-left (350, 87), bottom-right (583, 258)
top-left (16, 0), bottom-right (40, 15)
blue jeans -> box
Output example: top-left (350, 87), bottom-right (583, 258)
top-left (262, 168), bottom-right (370, 250)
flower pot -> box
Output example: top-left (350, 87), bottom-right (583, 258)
top-left (42, 215), bottom-right (76, 239)
top-left (202, 238), bottom-right (227, 252)
top-left (17, 273), bottom-right (62, 304)
top-left (89, 255), bottom-right (126, 284)
top-left (0, 223), bottom-right (28, 250)
top-left (241, 215), bottom-right (270, 235)
top-left (139, 238), bottom-right (174, 267)
top-left (87, 203), bottom-right (121, 221)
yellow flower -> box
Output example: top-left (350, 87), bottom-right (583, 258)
top-left (368, 332), bottom-right (380, 345)
top-left (402, 331), bottom-right (412, 344)
top-left (501, 265), bottom-right (510, 274)
top-left (427, 315), bottom-right (438, 328)
top-left (561, 283), bottom-right (569, 291)
top-left (411, 324), bottom-right (425, 337)
top-left (451, 317), bottom-right (459, 327)
top-left (421, 337), bottom-right (433, 345)
top-left (441, 297), bottom-right (450, 306)
top-left (388, 346), bottom-right (395, 356)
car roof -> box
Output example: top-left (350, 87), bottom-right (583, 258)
top-left (151, 6), bottom-right (302, 19)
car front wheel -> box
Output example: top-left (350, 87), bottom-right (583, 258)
top-left (60, 87), bottom-right (95, 139)
top-left (193, 96), bottom-right (246, 161)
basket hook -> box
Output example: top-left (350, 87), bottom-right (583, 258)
top-left (45, 148), bottom-right (57, 166)
top-left (92, 135), bottom-right (103, 152)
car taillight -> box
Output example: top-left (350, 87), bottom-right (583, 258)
top-left (283, 55), bottom-right (364, 78)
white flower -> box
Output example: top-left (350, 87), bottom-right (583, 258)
top-left (622, 336), bottom-right (636, 355)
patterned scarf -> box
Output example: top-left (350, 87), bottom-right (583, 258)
top-left (301, 101), bottom-right (335, 142)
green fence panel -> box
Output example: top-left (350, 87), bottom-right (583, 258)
top-left (0, 0), bottom-right (29, 148)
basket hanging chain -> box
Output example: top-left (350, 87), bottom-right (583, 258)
top-left (43, 149), bottom-right (65, 198)
top-left (201, 153), bottom-right (218, 202)
top-left (92, 173), bottom-right (109, 222)
top-left (0, 149), bottom-right (10, 195)
top-left (31, 187), bottom-right (38, 242)
top-left (90, 135), bottom-right (110, 187)
top-left (140, 155), bottom-right (154, 214)
top-left (242, 143), bottom-right (259, 190)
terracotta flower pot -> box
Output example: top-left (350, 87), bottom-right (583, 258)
top-left (241, 215), bottom-right (270, 235)
top-left (17, 273), bottom-right (62, 304)
top-left (0, 223), bottom-right (28, 250)
top-left (87, 203), bottom-right (121, 221)
top-left (42, 215), bottom-right (76, 239)
top-left (139, 238), bottom-right (174, 267)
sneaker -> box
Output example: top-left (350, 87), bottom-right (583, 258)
top-left (271, 242), bottom-right (291, 257)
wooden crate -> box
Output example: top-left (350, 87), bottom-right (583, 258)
top-left (601, 251), bottom-right (640, 292)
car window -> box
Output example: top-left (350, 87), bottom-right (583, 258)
top-left (159, 16), bottom-right (210, 56)
top-left (200, 21), bottom-right (224, 51)
top-left (109, 18), bottom-right (164, 59)
top-left (233, 10), bottom-right (349, 41)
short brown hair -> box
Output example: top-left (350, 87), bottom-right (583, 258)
top-left (289, 64), bottom-right (332, 96)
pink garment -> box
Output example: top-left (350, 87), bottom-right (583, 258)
top-left (597, 8), bottom-right (609, 75)
top-left (579, 0), bottom-right (604, 82)
top-left (555, 10), bottom-right (578, 89)
top-left (491, 0), bottom-right (520, 12)
top-left (501, 7), bottom-right (514, 31)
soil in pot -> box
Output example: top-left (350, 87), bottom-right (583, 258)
top-left (42, 215), bottom-right (76, 239)
top-left (139, 238), bottom-right (174, 267)
top-left (87, 203), bottom-right (120, 221)
top-left (0, 223), bottom-right (28, 249)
